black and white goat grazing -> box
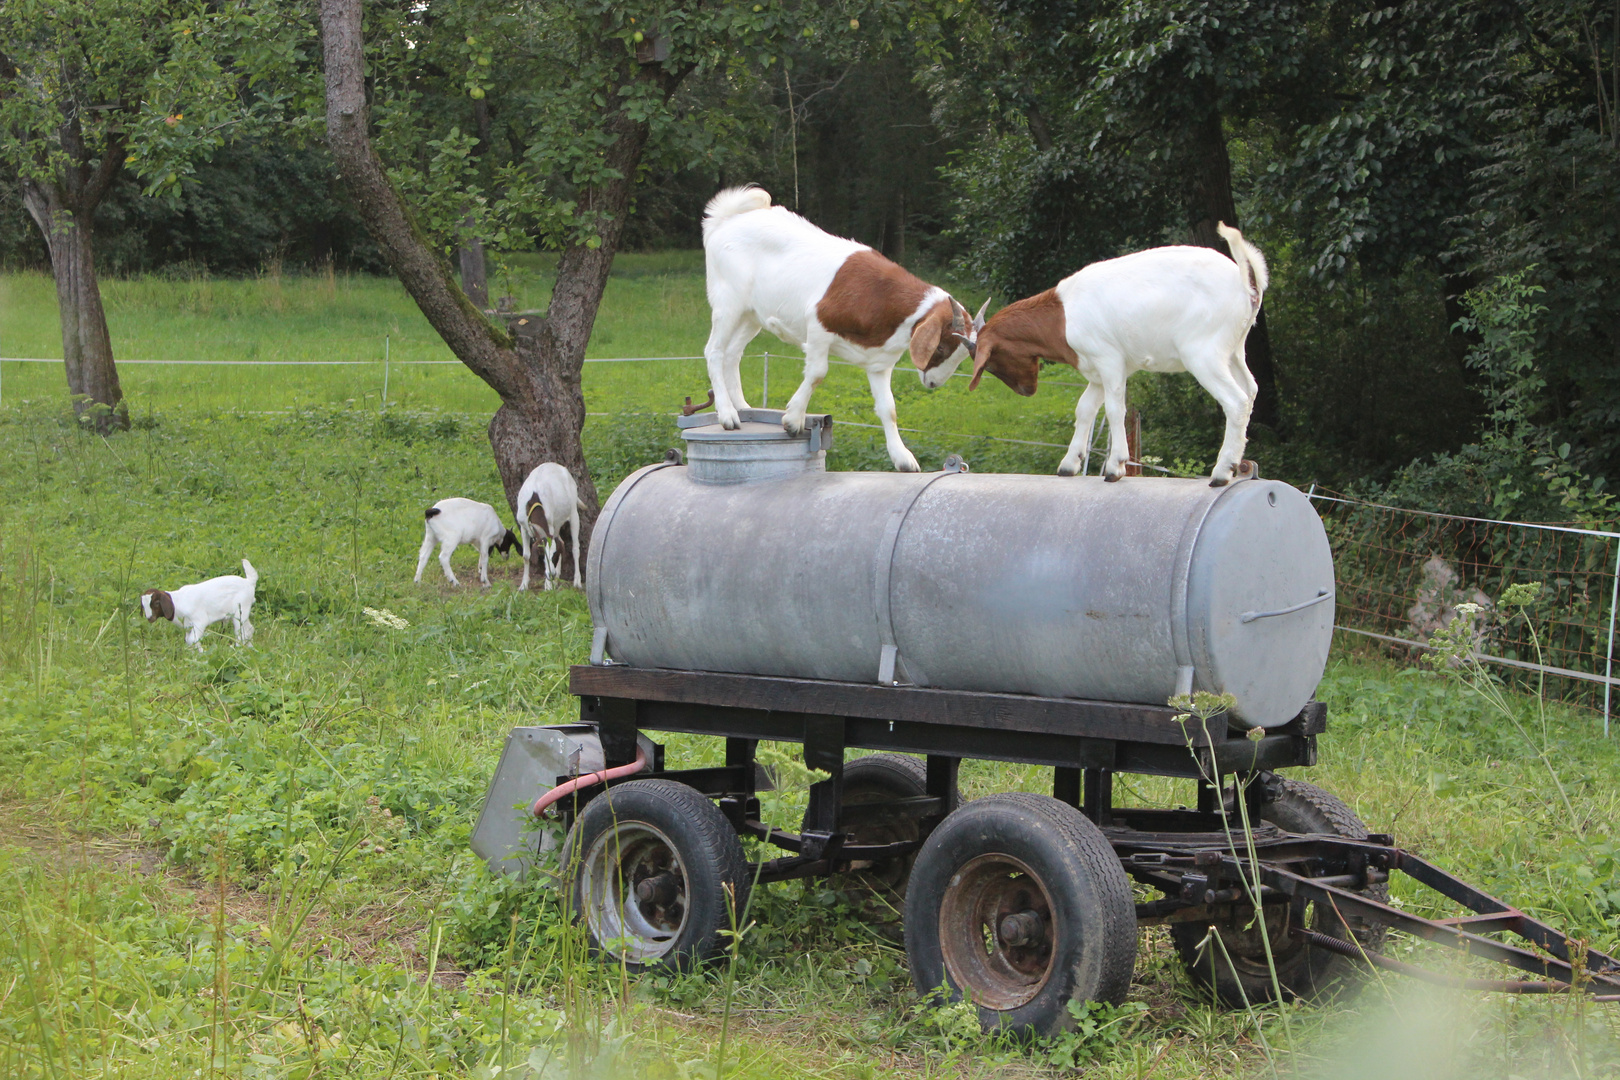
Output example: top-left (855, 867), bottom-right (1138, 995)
top-left (965, 224), bottom-right (1268, 486)
top-left (702, 186), bottom-right (982, 472)
top-left (141, 559), bottom-right (258, 649)
top-left (514, 463), bottom-right (583, 591)
top-left (415, 498), bottom-right (518, 587)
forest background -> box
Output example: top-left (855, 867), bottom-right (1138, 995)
top-left (2, 0), bottom-right (1617, 524)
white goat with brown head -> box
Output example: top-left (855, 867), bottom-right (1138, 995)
top-left (514, 463), bottom-right (583, 591)
top-left (141, 559), bottom-right (258, 649)
top-left (963, 224), bottom-right (1268, 486)
top-left (701, 186), bottom-right (983, 472)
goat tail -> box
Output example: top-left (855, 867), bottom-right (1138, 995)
top-left (1216, 222), bottom-right (1269, 310)
top-left (703, 186), bottom-right (772, 239)
top-left (424, 506), bottom-right (442, 520)
top-left (241, 559), bottom-right (258, 586)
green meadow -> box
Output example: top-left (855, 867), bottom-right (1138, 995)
top-left (1, 261), bottom-right (1617, 1079)
top-left (0, 256), bottom-right (1100, 476)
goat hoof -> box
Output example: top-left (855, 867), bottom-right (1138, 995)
top-left (1209, 477), bottom-right (1230, 488)
top-left (782, 414), bottom-right (806, 436)
top-left (1103, 472), bottom-right (1122, 483)
top-left (718, 407), bottom-right (741, 430)
top-left (1057, 463), bottom-right (1078, 478)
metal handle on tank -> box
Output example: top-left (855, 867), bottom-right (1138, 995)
top-left (1239, 588), bottom-right (1334, 624)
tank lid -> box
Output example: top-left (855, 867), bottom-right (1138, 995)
top-left (677, 409), bottom-right (832, 484)
top-left (680, 407), bottom-right (829, 439)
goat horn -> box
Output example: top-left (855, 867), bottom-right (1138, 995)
top-left (972, 298), bottom-right (991, 332)
top-left (949, 332), bottom-right (978, 359)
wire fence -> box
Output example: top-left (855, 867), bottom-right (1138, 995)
top-left (0, 348), bottom-right (1094, 456)
top-left (17, 350), bottom-right (1610, 731)
top-left (1308, 488), bottom-right (1619, 735)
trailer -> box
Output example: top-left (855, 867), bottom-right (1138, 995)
top-left (472, 410), bottom-right (1620, 1036)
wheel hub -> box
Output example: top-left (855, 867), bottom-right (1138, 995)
top-left (938, 854), bottom-right (1057, 1010)
top-left (580, 822), bottom-right (691, 961)
top-left (997, 910), bottom-right (1047, 949)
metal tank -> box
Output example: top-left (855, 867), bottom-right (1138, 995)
top-left (585, 409), bottom-right (1335, 728)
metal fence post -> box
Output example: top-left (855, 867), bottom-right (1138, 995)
top-left (382, 335), bottom-right (390, 406)
top-left (1606, 540), bottom-right (1619, 738)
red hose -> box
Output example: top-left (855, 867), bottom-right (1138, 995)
top-left (531, 744), bottom-right (648, 818)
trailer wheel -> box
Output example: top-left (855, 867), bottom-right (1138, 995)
top-left (905, 794), bottom-right (1137, 1038)
top-left (562, 779), bottom-right (749, 972)
top-left (840, 754), bottom-right (958, 898)
top-left (1171, 777), bottom-right (1387, 1007)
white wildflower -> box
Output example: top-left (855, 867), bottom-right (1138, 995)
top-left (363, 607), bottom-right (410, 630)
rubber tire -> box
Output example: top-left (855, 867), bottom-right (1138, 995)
top-left (562, 779), bottom-right (749, 973)
top-left (905, 793), bottom-right (1138, 1038)
top-left (840, 754), bottom-right (960, 897)
top-left (1171, 777), bottom-right (1388, 1007)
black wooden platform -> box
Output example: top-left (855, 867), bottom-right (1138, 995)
top-left (569, 665), bottom-right (1321, 780)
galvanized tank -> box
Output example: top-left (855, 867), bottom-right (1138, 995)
top-left (586, 410), bottom-right (1335, 728)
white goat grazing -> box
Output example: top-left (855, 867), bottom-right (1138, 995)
top-left (514, 463), bottom-right (583, 591)
top-left (966, 224), bottom-right (1269, 486)
top-left (415, 498), bottom-right (518, 587)
top-left (141, 559), bottom-right (258, 649)
top-left (702, 186), bottom-right (980, 472)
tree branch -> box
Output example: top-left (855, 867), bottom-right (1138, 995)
top-left (80, 133), bottom-right (125, 210)
top-left (318, 0), bottom-right (519, 397)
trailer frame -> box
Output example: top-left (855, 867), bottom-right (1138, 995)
top-left (554, 663), bottom-right (1620, 1001)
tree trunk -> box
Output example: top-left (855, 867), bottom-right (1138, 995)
top-left (458, 98), bottom-right (494, 309)
top-left (21, 180), bottom-right (127, 432)
top-left (1185, 106), bottom-right (1280, 432)
top-left (320, 0), bottom-right (681, 585)
top-left (458, 229), bottom-right (489, 309)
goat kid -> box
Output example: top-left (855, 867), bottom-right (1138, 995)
top-left (141, 559), bottom-right (258, 649)
top-left (702, 186), bottom-right (983, 472)
top-left (966, 224), bottom-right (1268, 486)
top-left (415, 498), bottom-right (519, 587)
top-left (514, 463), bottom-right (583, 591)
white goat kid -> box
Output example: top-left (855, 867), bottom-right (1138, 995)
top-left (141, 559), bottom-right (258, 649)
top-left (415, 498), bottom-right (518, 587)
top-left (701, 186), bottom-right (978, 472)
top-left (968, 223), bottom-right (1268, 486)
top-left (514, 463), bottom-right (583, 591)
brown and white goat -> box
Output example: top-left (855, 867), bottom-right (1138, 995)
top-left (141, 559), bottom-right (258, 649)
top-left (965, 224), bottom-right (1269, 486)
top-left (702, 186), bottom-right (982, 471)
top-left (514, 462), bottom-right (583, 591)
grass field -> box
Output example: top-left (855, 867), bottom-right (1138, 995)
top-left (0, 257), bottom-right (1127, 478)
top-left (1, 263), bottom-right (1618, 1079)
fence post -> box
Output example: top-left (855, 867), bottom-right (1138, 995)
top-left (762, 351), bottom-right (769, 409)
top-left (382, 335), bottom-right (390, 407)
top-left (1606, 540), bottom-right (1619, 738)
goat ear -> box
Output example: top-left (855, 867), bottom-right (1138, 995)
top-left (156, 590), bottom-right (175, 622)
top-left (909, 305), bottom-right (948, 371)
